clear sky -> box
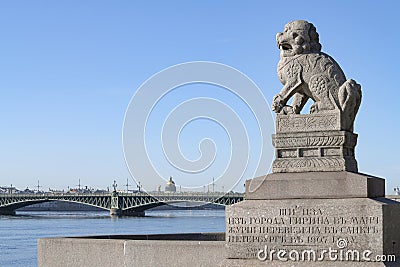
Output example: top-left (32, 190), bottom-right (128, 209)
top-left (0, 1), bottom-right (399, 194)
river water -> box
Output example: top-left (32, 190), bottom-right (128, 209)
top-left (0, 209), bottom-right (225, 267)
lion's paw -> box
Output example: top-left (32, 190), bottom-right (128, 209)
top-left (310, 102), bottom-right (319, 113)
top-left (282, 106), bottom-right (295, 115)
top-left (272, 94), bottom-right (284, 113)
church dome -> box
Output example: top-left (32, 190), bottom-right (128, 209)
top-left (165, 177), bottom-right (176, 192)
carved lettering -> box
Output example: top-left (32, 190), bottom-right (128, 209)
top-left (226, 206), bottom-right (381, 252)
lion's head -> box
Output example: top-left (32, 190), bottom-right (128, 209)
top-left (276, 20), bottom-right (322, 57)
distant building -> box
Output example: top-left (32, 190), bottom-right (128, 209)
top-left (23, 188), bottom-right (35, 194)
top-left (0, 186), bottom-right (19, 194)
top-left (165, 177), bottom-right (176, 192)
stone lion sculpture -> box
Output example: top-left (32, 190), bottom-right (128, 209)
top-left (272, 20), bottom-right (362, 132)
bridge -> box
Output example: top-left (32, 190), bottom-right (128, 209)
top-left (1, 192), bottom-right (398, 217)
top-left (0, 191), bottom-right (245, 217)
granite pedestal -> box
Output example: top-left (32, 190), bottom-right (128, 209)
top-left (222, 172), bottom-right (400, 266)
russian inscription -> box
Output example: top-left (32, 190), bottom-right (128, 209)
top-left (226, 204), bottom-right (381, 259)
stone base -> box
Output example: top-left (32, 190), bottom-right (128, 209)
top-left (225, 198), bottom-right (400, 263)
top-left (272, 130), bottom-right (358, 173)
top-left (109, 208), bottom-right (121, 216)
top-left (246, 172), bottom-right (385, 199)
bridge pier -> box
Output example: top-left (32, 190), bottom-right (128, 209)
top-left (0, 208), bottom-right (16, 216)
top-left (110, 208), bottom-right (145, 217)
top-left (110, 208), bottom-right (121, 217)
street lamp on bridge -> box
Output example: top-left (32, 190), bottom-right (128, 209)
top-left (112, 180), bottom-right (118, 192)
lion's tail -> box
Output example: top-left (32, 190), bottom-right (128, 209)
top-left (338, 79), bottom-right (362, 131)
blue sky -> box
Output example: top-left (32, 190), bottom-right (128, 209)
top-left (0, 1), bottom-right (399, 193)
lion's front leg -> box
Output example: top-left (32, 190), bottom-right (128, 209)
top-left (291, 92), bottom-right (309, 114)
top-left (272, 93), bottom-right (302, 114)
top-left (272, 65), bottom-right (303, 113)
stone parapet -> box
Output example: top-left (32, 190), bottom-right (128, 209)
top-left (38, 233), bottom-right (226, 267)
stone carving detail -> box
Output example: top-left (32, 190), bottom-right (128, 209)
top-left (273, 157), bottom-right (358, 173)
top-left (272, 20), bottom-right (362, 132)
top-left (274, 136), bottom-right (345, 147)
top-left (272, 131), bottom-right (357, 148)
top-left (272, 130), bottom-right (358, 173)
top-left (276, 112), bottom-right (340, 133)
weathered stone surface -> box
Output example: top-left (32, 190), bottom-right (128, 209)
top-left (245, 172), bottom-right (384, 200)
top-left (225, 198), bottom-right (400, 263)
top-left (38, 233), bottom-right (226, 267)
top-left (275, 112), bottom-right (342, 133)
top-left (272, 130), bottom-right (358, 173)
top-left (273, 129), bottom-right (357, 148)
top-left (271, 20), bottom-right (362, 133)
top-left (38, 238), bottom-right (126, 267)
